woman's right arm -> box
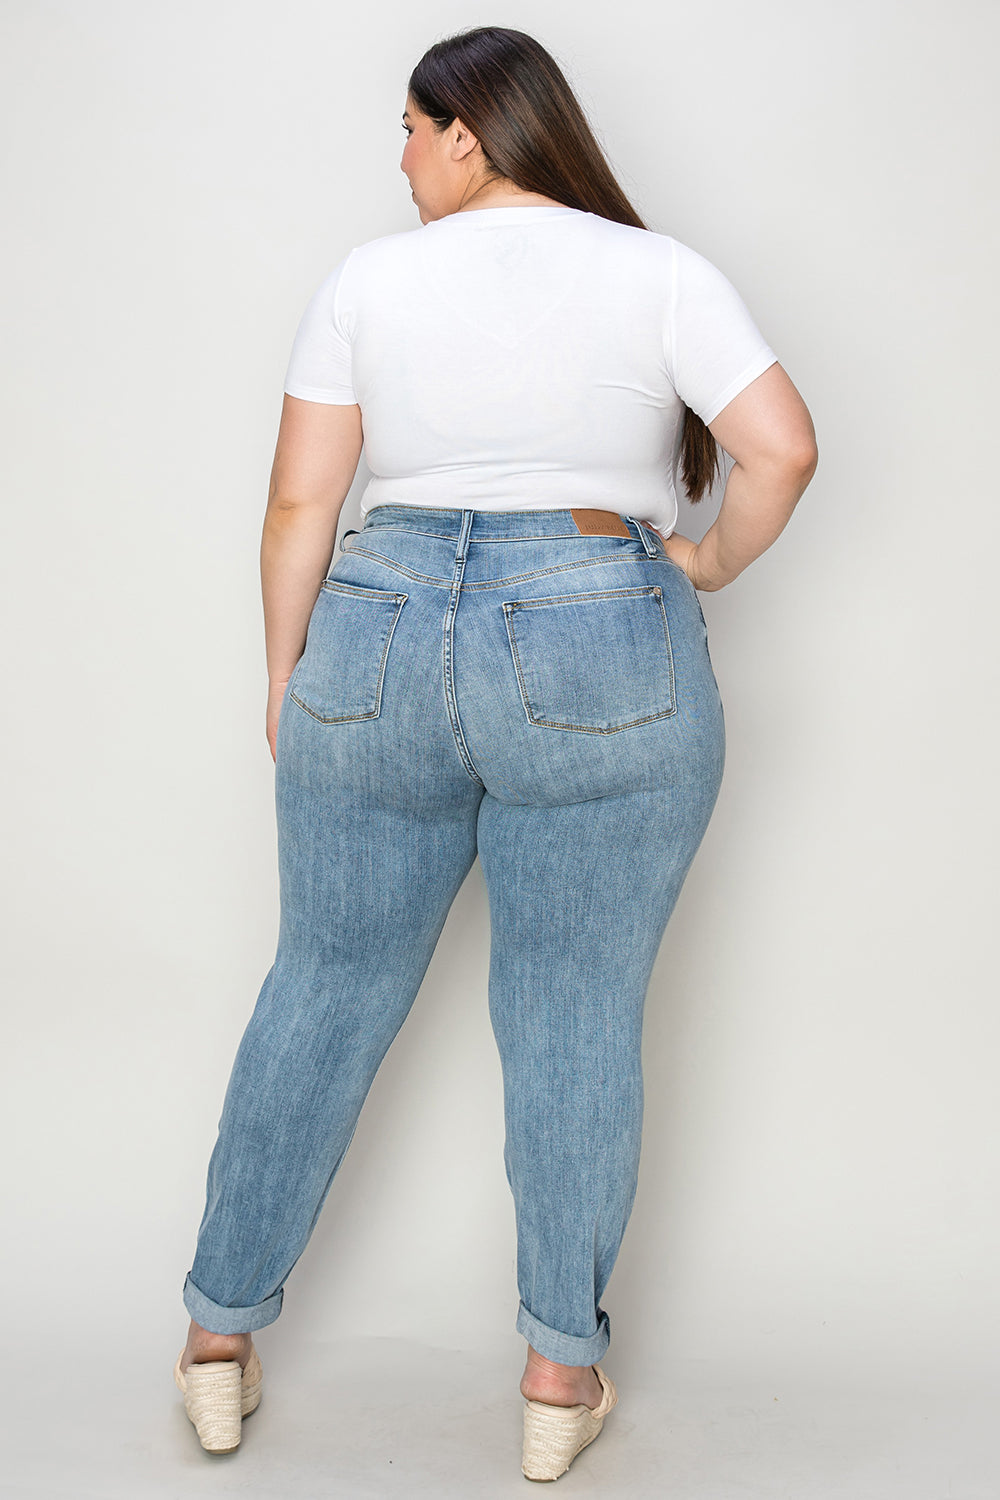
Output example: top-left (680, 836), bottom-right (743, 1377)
top-left (659, 362), bottom-right (819, 590)
top-left (262, 394), bottom-right (364, 759)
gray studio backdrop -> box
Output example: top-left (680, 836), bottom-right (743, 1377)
top-left (3, 0), bottom-right (997, 1397)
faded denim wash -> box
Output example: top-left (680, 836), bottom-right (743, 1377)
top-left (183, 504), bottom-right (726, 1366)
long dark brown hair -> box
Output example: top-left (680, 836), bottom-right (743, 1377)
top-left (408, 25), bottom-right (722, 504)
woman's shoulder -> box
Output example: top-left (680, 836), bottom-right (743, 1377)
top-left (301, 224), bottom-right (425, 295)
top-left (571, 214), bottom-right (682, 286)
top-left (312, 214), bottom-right (712, 300)
top-left (346, 212), bottom-right (681, 258)
top-left (341, 222), bottom-right (430, 270)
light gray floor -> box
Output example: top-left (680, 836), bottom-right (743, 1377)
top-left (7, 1333), bottom-right (997, 1498)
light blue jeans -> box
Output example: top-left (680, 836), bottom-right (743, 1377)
top-left (183, 504), bottom-right (726, 1366)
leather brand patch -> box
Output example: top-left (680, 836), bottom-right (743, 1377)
top-left (569, 508), bottom-right (631, 538)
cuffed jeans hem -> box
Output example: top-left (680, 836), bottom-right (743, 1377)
top-left (516, 1300), bottom-right (611, 1366)
top-left (182, 1271), bottom-right (284, 1334)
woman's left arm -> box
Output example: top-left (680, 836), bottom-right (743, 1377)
top-left (655, 362), bottom-right (819, 590)
top-left (262, 394), bottom-right (364, 759)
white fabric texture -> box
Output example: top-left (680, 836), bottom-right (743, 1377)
top-left (282, 206), bottom-right (777, 537)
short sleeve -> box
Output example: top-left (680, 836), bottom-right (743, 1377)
top-left (666, 238), bottom-right (778, 425)
top-left (282, 252), bottom-right (358, 404)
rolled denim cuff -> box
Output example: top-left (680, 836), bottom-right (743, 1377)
top-left (182, 1271), bottom-right (283, 1334)
top-left (516, 1299), bottom-right (611, 1366)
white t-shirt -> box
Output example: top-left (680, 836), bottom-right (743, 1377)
top-left (282, 206), bottom-right (777, 538)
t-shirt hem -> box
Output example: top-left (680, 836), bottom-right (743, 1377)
top-left (698, 349), bottom-right (778, 426)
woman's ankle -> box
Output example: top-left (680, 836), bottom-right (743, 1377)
top-left (182, 1320), bottom-right (253, 1368)
top-left (519, 1345), bottom-right (602, 1406)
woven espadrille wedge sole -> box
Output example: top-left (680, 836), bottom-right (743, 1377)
top-left (173, 1345), bottom-right (263, 1453)
top-left (521, 1363), bottom-right (618, 1481)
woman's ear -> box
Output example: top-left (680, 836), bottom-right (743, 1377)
top-left (448, 116), bottom-right (482, 164)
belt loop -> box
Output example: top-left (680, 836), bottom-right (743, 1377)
top-left (625, 515), bottom-right (658, 557)
top-left (455, 508), bottom-right (474, 563)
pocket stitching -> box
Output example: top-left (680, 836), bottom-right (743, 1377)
top-left (502, 585), bottom-right (677, 734)
top-left (321, 578), bottom-right (408, 602)
top-left (289, 588), bottom-right (408, 723)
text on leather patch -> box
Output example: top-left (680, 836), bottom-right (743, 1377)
top-left (569, 509), bottom-right (631, 537)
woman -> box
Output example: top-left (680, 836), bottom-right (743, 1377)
top-left (173, 25), bottom-right (818, 1482)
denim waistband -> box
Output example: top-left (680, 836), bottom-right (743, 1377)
top-left (359, 503), bottom-right (661, 555)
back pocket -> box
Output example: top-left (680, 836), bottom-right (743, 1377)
top-left (288, 579), bottom-right (408, 723)
top-left (502, 585), bottom-right (676, 734)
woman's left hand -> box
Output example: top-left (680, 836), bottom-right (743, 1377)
top-left (647, 526), bottom-right (704, 588)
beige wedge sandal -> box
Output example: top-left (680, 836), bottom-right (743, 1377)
top-left (521, 1363), bottom-right (618, 1481)
top-left (173, 1344), bottom-right (263, 1453)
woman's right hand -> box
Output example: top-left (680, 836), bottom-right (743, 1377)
top-left (266, 676), bottom-right (292, 763)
